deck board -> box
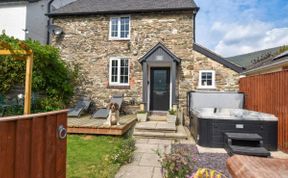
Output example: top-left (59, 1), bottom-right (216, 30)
top-left (67, 115), bottom-right (137, 135)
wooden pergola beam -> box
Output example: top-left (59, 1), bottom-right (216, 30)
top-left (0, 50), bottom-right (33, 56)
top-left (0, 49), bottom-right (33, 115)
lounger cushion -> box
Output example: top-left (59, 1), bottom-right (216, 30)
top-left (92, 108), bottom-right (109, 118)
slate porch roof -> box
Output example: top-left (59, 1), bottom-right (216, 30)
top-left (139, 42), bottom-right (181, 63)
top-left (47, 0), bottom-right (199, 17)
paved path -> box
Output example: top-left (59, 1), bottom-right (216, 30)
top-left (115, 138), bottom-right (195, 178)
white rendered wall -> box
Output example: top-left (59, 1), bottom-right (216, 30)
top-left (0, 4), bottom-right (27, 40)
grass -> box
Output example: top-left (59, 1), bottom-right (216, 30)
top-left (67, 134), bottom-right (135, 178)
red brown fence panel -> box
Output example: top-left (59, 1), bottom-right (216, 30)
top-left (240, 71), bottom-right (288, 152)
top-left (0, 110), bottom-right (67, 178)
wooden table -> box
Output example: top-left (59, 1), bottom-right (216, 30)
top-left (227, 155), bottom-right (288, 178)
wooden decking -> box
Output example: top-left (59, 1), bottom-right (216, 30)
top-left (68, 115), bottom-right (137, 136)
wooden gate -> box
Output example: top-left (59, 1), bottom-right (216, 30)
top-left (240, 71), bottom-right (288, 152)
top-left (0, 110), bottom-right (67, 178)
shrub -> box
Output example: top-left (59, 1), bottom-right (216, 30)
top-left (157, 145), bottom-right (196, 178)
top-left (111, 137), bottom-right (136, 164)
top-left (169, 109), bottom-right (177, 115)
top-left (0, 34), bottom-right (77, 112)
top-left (93, 137), bottom-right (136, 178)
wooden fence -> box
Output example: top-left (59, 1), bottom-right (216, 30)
top-left (0, 110), bottom-right (67, 178)
top-left (239, 71), bottom-right (288, 152)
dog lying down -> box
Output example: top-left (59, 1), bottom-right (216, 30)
top-left (106, 102), bottom-right (120, 126)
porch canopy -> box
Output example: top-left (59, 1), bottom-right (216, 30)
top-left (139, 42), bottom-right (181, 111)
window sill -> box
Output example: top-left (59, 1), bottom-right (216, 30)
top-left (107, 85), bottom-right (130, 89)
top-left (197, 86), bottom-right (217, 90)
top-left (109, 38), bottom-right (130, 41)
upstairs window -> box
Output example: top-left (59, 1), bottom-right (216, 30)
top-left (109, 58), bottom-right (129, 86)
top-left (198, 70), bottom-right (216, 89)
top-left (109, 16), bottom-right (130, 40)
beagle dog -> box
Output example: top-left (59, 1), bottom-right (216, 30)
top-left (106, 102), bottom-right (120, 126)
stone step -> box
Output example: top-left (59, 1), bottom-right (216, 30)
top-left (133, 126), bottom-right (188, 140)
top-left (148, 115), bottom-right (167, 121)
top-left (135, 121), bottom-right (176, 133)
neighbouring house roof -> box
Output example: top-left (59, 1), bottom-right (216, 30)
top-left (0, 0), bottom-right (39, 2)
top-left (193, 43), bottom-right (244, 73)
top-left (47, 0), bottom-right (199, 17)
top-left (242, 50), bottom-right (288, 74)
top-left (225, 46), bottom-right (282, 68)
top-left (139, 42), bottom-right (181, 63)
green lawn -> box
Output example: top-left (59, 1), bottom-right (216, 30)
top-left (67, 135), bottom-right (135, 178)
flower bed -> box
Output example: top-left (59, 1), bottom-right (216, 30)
top-left (158, 144), bottom-right (231, 178)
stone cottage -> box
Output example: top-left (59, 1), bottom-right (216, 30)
top-left (48, 0), bottom-right (243, 122)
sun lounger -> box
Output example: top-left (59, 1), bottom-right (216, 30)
top-left (68, 98), bottom-right (91, 118)
top-left (91, 95), bottom-right (123, 119)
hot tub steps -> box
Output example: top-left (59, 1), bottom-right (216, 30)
top-left (224, 132), bottom-right (271, 157)
top-left (227, 145), bottom-right (271, 157)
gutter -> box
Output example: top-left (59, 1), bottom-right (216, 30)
top-left (46, 7), bottom-right (200, 17)
top-left (241, 58), bottom-right (288, 75)
top-left (46, 0), bottom-right (55, 44)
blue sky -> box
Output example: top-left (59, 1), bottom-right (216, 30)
top-left (195, 0), bottom-right (288, 57)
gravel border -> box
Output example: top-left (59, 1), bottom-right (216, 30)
top-left (171, 144), bottom-right (231, 178)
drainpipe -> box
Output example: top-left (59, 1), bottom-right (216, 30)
top-left (46, 0), bottom-right (55, 44)
top-left (193, 8), bottom-right (199, 43)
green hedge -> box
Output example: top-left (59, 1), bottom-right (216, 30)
top-left (0, 34), bottom-right (77, 112)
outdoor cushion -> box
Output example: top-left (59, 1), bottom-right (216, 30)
top-left (91, 108), bottom-right (109, 118)
top-left (91, 95), bottom-right (123, 119)
top-left (68, 98), bottom-right (91, 118)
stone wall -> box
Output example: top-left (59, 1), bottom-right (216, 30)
top-left (52, 11), bottom-right (240, 121)
top-left (52, 11), bottom-right (194, 109)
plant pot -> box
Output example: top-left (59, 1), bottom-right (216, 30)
top-left (137, 113), bottom-right (148, 122)
top-left (167, 114), bottom-right (177, 123)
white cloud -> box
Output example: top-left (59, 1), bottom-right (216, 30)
top-left (214, 22), bottom-right (288, 57)
top-left (194, 0), bottom-right (288, 57)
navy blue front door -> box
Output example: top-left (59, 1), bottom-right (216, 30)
top-left (150, 68), bottom-right (170, 111)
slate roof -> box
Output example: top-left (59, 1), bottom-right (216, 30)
top-left (243, 50), bottom-right (288, 73)
top-left (47, 0), bottom-right (199, 17)
top-left (193, 43), bottom-right (244, 73)
top-left (225, 46), bottom-right (282, 68)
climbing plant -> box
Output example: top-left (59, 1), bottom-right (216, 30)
top-left (0, 34), bottom-right (77, 111)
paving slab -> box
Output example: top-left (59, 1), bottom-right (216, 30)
top-left (157, 144), bottom-right (171, 154)
top-left (156, 122), bottom-right (176, 130)
top-left (115, 165), bottom-right (154, 178)
top-left (196, 145), bottom-right (227, 154)
top-left (130, 152), bottom-right (143, 166)
top-left (139, 153), bottom-right (161, 167)
top-left (148, 139), bottom-right (172, 145)
top-left (135, 122), bottom-right (157, 129)
top-left (152, 167), bottom-right (163, 178)
top-left (135, 143), bottom-right (159, 153)
top-left (136, 138), bottom-right (149, 144)
top-left (271, 151), bottom-right (288, 159)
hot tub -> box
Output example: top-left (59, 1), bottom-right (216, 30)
top-left (191, 108), bottom-right (278, 150)
top-left (187, 91), bottom-right (278, 151)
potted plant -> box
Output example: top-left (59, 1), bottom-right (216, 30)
top-left (137, 111), bottom-right (148, 122)
top-left (167, 109), bottom-right (177, 123)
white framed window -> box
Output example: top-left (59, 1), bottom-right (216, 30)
top-left (109, 16), bottom-right (130, 40)
top-left (198, 70), bottom-right (216, 89)
top-left (109, 57), bottom-right (129, 86)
